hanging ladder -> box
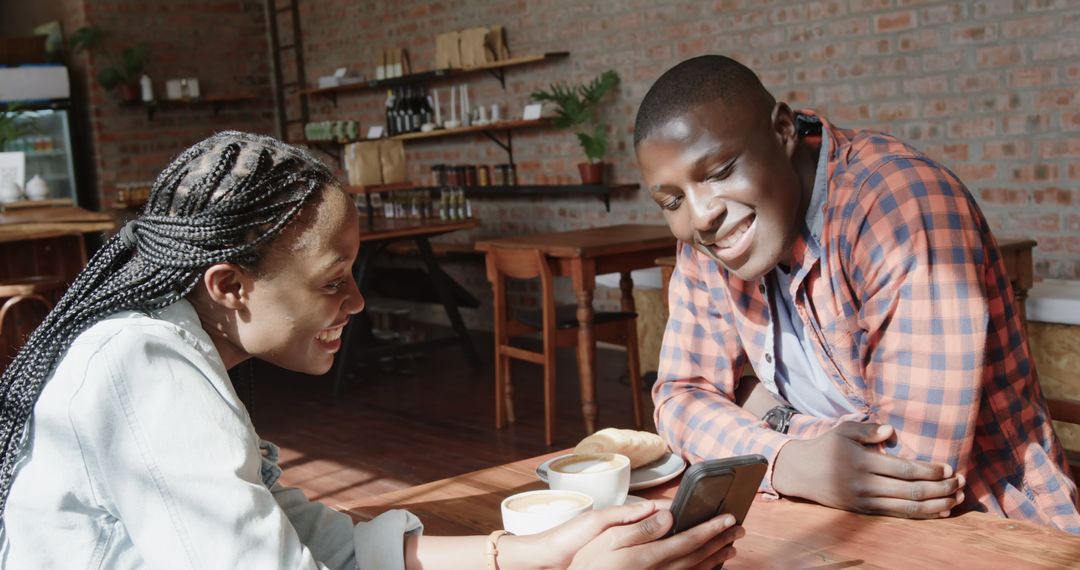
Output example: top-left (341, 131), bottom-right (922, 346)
top-left (264, 0), bottom-right (309, 142)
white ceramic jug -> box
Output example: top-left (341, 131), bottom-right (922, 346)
top-left (25, 174), bottom-right (49, 200)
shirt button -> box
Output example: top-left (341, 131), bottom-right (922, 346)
top-left (765, 353), bottom-right (773, 364)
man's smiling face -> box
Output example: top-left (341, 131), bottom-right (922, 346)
top-left (636, 99), bottom-right (806, 282)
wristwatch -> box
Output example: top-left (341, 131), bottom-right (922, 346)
top-left (762, 405), bottom-right (799, 434)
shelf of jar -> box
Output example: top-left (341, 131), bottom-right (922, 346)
top-left (301, 52), bottom-right (569, 100)
top-left (301, 118), bottom-right (550, 148)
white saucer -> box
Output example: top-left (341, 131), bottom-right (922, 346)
top-left (536, 452), bottom-right (687, 491)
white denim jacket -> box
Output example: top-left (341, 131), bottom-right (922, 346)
top-left (1, 300), bottom-right (421, 569)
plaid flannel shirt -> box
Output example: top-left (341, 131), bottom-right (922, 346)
top-left (654, 112), bottom-right (1080, 534)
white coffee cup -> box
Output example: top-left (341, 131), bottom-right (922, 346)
top-left (501, 489), bottom-right (593, 535)
top-left (547, 452), bottom-right (631, 509)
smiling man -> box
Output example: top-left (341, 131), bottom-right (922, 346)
top-left (635, 55), bottom-right (1079, 533)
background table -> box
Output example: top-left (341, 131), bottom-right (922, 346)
top-left (340, 452), bottom-right (1080, 569)
top-left (333, 217), bottom-right (480, 395)
top-left (475, 224), bottom-right (677, 434)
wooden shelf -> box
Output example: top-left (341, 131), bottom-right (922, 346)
top-left (392, 118), bottom-right (549, 142)
top-left (404, 183), bottom-right (639, 212)
top-left (133, 92), bottom-right (262, 119)
top-left (302, 52), bottom-right (569, 100)
top-left (343, 181), bottom-right (417, 195)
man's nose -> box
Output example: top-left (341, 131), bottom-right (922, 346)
top-left (689, 187), bottom-right (726, 235)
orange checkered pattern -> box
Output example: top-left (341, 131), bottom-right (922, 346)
top-left (655, 113), bottom-right (1080, 534)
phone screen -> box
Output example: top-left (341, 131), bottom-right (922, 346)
top-left (667, 455), bottom-right (768, 536)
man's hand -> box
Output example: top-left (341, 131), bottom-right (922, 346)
top-left (772, 422), bottom-right (965, 519)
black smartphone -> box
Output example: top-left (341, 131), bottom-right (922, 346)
top-left (666, 454), bottom-right (768, 536)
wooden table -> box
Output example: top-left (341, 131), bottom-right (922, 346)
top-left (333, 217), bottom-right (481, 395)
top-left (656, 236), bottom-right (1038, 325)
top-left (340, 452), bottom-right (1079, 569)
top-left (475, 224), bottom-right (677, 434)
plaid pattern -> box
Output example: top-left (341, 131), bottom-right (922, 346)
top-left (654, 113), bottom-right (1080, 534)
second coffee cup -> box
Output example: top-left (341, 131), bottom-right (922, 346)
top-left (547, 452), bottom-right (630, 509)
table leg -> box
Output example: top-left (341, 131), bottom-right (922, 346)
top-left (332, 242), bottom-right (380, 396)
top-left (416, 237), bottom-right (479, 367)
top-left (619, 272), bottom-right (635, 312)
top-left (576, 287), bottom-right (597, 434)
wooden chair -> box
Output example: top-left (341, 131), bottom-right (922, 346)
top-left (1047, 396), bottom-right (1080, 472)
top-left (486, 246), bottom-right (643, 446)
top-left (0, 276), bottom-right (61, 370)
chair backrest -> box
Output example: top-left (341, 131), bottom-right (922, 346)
top-left (1047, 396), bottom-right (1080, 471)
top-left (485, 247), bottom-right (556, 344)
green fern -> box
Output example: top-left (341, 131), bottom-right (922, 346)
top-left (531, 70), bottom-right (620, 163)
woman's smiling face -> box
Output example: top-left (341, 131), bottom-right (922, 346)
top-left (636, 99), bottom-right (806, 282)
top-left (230, 188), bottom-right (364, 375)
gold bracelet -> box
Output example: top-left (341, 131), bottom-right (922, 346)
top-left (484, 530), bottom-right (511, 570)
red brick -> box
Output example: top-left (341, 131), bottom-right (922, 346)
top-left (1006, 212), bottom-right (1060, 232)
top-left (953, 163), bottom-right (997, 182)
top-left (976, 45), bottom-right (1022, 66)
top-left (1003, 113), bottom-right (1051, 135)
top-left (921, 3), bottom-right (966, 25)
top-left (982, 140), bottom-right (1030, 160)
top-left (898, 29), bottom-right (941, 52)
top-left (875, 101), bottom-right (918, 121)
top-left (923, 97), bottom-right (969, 117)
top-left (1062, 113), bottom-right (1080, 132)
top-left (1009, 66), bottom-right (1058, 89)
top-left (948, 117), bottom-right (997, 139)
top-left (1032, 37), bottom-right (1080, 61)
top-left (1037, 138), bottom-right (1080, 158)
top-left (1001, 15), bottom-right (1059, 38)
top-left (1032, 188), bottom-right (1077, 206)
top-left (1010, 164), bottom-right (1059, 183)
top-left (874, 11), bottom-right (917, 32)
top-left (950, 24), bottom-right (999, 44)
top-left (980, 188), bottom-right (1027, 206)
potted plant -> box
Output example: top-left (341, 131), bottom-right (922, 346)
top-left (0, 104), bottom-right (37, 151)
top-left (530, 70), bottom-right (620, 185)
top-left (69, 26), bottom-right (150, 102)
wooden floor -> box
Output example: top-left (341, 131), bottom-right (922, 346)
top-left (252, 328), bottom-right (655, 508)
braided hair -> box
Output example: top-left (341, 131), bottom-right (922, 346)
top-left (0, 131), bottom-right (335, 515)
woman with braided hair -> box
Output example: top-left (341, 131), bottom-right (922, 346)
top-left (0, 132), bottom-right (742, 569)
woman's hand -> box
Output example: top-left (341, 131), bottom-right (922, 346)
top-left (505, 501), bottom-right (743, 570)
top-left (772, 422), bottom-right (965, 519)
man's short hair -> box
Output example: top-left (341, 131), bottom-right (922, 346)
top-left (633, 55), bottom-right (776, 146)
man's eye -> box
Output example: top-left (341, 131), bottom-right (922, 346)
top-left (326, 279), bottom-right (345, 291)
top-left (662, 196), bottom-right (683, 211)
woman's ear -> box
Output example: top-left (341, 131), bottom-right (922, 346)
top-left (202, 263), bottom-right (250, 310)
top-left (771, 101), bottom-right (798, 156)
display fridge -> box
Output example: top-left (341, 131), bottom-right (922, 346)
top-left (0, 63), bottom-right (79, 205)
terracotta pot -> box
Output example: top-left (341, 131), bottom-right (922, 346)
top-left (117, 82), bottom-right (140, 102)
top-left (577, 162), bottom-right (606, 185)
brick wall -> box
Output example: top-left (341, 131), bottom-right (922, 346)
top-left (81, 0), bottom-right (275, 205)
top-left (297, 0), bottom-right (1080, 315)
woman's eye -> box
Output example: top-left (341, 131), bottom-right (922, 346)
top-left (662, 195), bottom-right (683, 211)
top-left (707, 162), bottom-right (735, 182)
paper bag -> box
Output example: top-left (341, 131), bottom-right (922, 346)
top-left (378, 139), bottom-right (407, 184)
top-left (345, 142), bottom-right (383, 187)
top-left (487, 26), bottom-right (510, 61)
top-left (459, 27), bottom-right (490, 67)
top-left (435, 32), bottom-right (461, 69)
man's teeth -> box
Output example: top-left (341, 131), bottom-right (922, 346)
top-left (717, 218), bottom-right (753, 248)
top-left (315, 326), bottom-right (344, 342)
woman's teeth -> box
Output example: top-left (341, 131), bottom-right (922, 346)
top-left (315, 326), bottom-right (344, 342)
top-left (717, 217), bottom-right (754, 249)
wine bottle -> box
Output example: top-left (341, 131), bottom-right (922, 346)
top-left (385, 89), bottom-right (396, 136)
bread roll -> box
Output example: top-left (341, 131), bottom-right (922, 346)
top-left (574, 428), bottom-right (667, 469)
